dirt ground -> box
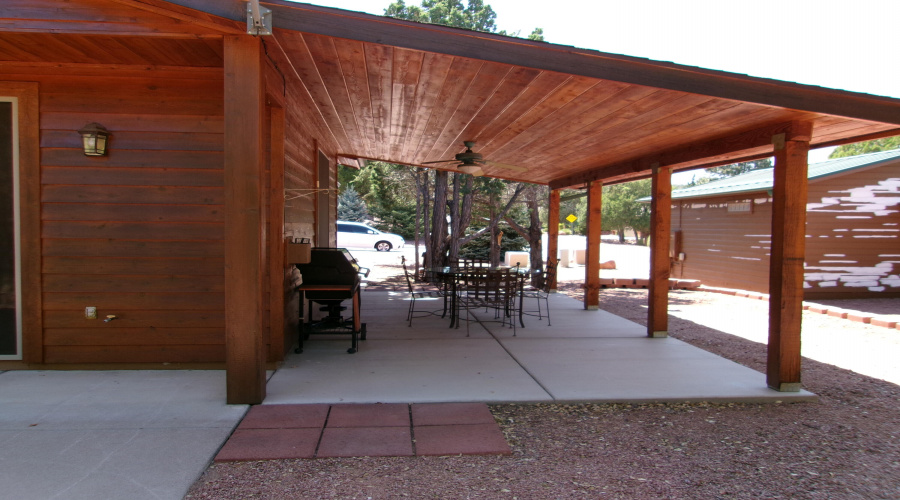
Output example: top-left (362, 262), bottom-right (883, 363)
top-left (187, 249), bottom-right (900, 500)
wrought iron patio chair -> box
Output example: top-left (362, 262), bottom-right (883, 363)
top-left (401, 256), bottom-right (445, 327)
top-left (458, 267), bottom-right (521, 336)
top-left (520, 258), bottom-right (556, 326)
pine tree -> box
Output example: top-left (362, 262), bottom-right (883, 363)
top-left (829, 136), bottom-right (900, 158)
top-left (337, 187), bottom-right (369, 222)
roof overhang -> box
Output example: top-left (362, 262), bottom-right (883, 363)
top-left (5, 0), bottom-right (899, 187)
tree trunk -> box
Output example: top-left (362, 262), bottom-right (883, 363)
top-left (430, 170), bottom-right (448, 267)
top-left (423, 169), bottom-right (431, 265)
top-left (413, 168), bottom-right (423, 280)
top-left (459, 183), bottom-right (526, 247)
top-left (527, 186), bottom-right (543, 271)
top-left (503, 184), bottom-right (545, 282)
top-left (489, 197), bottom-right (501, 266)
top-left (448, 173), bottom-right (461, 262)
top-left (457, 174), bottom-right (475, 238)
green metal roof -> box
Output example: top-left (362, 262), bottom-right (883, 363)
top-left (665, 149), bottom-right (900, 200)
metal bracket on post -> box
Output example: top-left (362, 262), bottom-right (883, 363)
top-left (247, 1), bottom-right (273, 36)
top-left (771, 133), bottom-right (786, 151)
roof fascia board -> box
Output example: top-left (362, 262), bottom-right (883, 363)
top-left (107, 0), bottom-right (244, 34)
top-left (257, 1), bottom-right (900, 126)
top-left (549, 121), bottom-right (811, 189)
top-left (155, 0), bottom-right (247, 23)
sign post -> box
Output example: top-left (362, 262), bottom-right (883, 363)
top-left (566, 213), bottom-right (577, 234)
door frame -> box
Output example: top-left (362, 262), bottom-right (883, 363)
top-left (0, 82), bottom-right (40, 364)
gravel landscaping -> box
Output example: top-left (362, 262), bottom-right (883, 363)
top-left (187, 272), bottom-right (900, 499)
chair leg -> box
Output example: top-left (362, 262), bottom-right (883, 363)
top-left (464, 298), bottom-right (470, 337)
top-left (543, 295), bottom-right (551, 326)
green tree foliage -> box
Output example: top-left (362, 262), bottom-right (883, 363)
top-left (339, 161), bottom-right (419, 236)
top-left (385, 0), bottom-right (498, 31)
top-left (384, 0), bottom-right (543, 39)
top-left (376, 0), bottom-right (543, 265)
top-left (377, 205), bottom-right (417, 239)
top-left (337, 186), bottom-right (369, 222)
top-left (602, 179), bottom-right (651, 245)
top-left (687, 158), bottom-right (772, 187)
top-left (829, 136), bottom-right (900, 158)
top-left (458, 226), bottom-right (528, 261)
top-left (557, 190), bottom-right (586, 235)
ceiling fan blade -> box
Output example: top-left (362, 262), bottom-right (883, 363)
top-left (422, 159), bottom-right (458, 164)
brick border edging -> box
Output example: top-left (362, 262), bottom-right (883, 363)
top-left (698, 286), bottom-right (900, 331)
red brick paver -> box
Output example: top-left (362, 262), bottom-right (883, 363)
top-left (215, 403), bottom-right (509, 461)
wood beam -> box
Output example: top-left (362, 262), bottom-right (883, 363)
top-left (647, 164), bottom-right (672, 338)
top-left (550, 121), bottom-right (803, 190)
top-left (584, 181), bottom-right (602, 310)
top-left (767, 121), bottom-right (813, 392)
top-left (264, 1), bottom-right (900, 126)
top-left (548, 189), bottom-right (560, 291)
top-left (224, 35), bottom-right (266, 405)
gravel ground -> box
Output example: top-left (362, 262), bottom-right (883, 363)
top-left (187, 271), bottom-right (900, 500)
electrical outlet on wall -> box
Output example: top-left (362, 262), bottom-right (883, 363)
top-left (85, 307), bottom-right (97, 319)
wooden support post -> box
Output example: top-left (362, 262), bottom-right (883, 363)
top-left (767, 123), bottom-right (812, 392)
top-left (224, 35), bottom-right (267, 405)
top-left (648, 163), bottom-right (672, 338)
top-left (584, 181), bottom-right (603, 310)
top-left (268, 107), bottom-right (289, 357)
top-left (548, 189), bottom-right (561, 291)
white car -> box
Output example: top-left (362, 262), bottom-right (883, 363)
top-left (336, 221), bottom-right (406, 252)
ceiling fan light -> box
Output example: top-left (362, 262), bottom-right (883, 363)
top-left (458, 164), bottom-right (481, 175)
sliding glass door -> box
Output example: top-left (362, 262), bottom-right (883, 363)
top-left (0, 98), bottom-right (20, 359)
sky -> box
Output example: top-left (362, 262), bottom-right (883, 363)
top-left (293, 0), bottom-right (898, 174)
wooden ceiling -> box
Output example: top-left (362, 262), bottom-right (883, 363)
top-left (275, 28), bottom-right (894, 185)
top-left (261, 1), bottom-right (900, 187)
top-left (4, 0), bottom-right (899, 187)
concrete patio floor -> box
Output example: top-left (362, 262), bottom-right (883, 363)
top-left (265, 290), bottom-right (816, 405)
top-left (0, 289), bottom-right (818, 499)
top-left (0, 370), bottom-right (246, 500)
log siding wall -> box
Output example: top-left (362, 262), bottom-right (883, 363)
top-left (675, 162), bottom-right (900, 298)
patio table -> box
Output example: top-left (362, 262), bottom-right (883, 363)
top-left (425, 266), bottom-right (526, 329)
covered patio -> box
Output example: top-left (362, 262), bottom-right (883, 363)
top-left (265, 290), bottom-right (815, 404)
top-left (3, 0), bottom-right (899, 405)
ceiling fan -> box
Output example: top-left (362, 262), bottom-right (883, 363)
top-left (422, 141), bottom-right (526, 176)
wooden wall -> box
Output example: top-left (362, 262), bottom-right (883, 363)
top-left (803, 163), bottom-right (900, 298)
top-left (269, 47), bottom-right (341, 358)
top-left (675, 193), bottom-right (774, 292)
top-left (1, 63), bottom-right (227, 364)
top-left (0, 51), bottom-right (338, 365)
top-left (675, 162), bottom-right (900, 298)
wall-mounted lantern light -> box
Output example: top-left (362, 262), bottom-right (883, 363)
top-left (78, 123), bottom-right (110, 156)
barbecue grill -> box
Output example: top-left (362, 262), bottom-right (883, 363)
top-left (293, 247), bottom-right (369, 353)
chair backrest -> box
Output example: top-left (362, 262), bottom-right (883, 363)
top-left (401, 256), bottom-right (415, 293)
top-left (542, 258), bottom-right (558, 293)
top-left (466, 268), bottom-right (519, 303)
